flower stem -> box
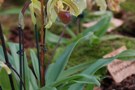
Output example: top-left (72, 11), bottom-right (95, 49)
top-left (40, 0), bottom-right (46, 86)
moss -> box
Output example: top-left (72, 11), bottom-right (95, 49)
top-left (68, 36), bottom-right (135, 67)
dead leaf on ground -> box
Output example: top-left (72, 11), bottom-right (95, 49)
top-left (83, 18), bottom-right (124, 32)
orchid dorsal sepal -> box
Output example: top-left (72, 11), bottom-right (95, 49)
top-left (29, 0), bottom-right (45, 25)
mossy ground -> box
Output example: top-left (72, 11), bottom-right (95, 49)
top-left (68, 36), bottom-right (135, 67)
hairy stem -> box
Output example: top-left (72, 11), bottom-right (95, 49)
top-left (50, 29), bottom-right (65, 63)
top-left (40, 0), bottom-right (46, 86)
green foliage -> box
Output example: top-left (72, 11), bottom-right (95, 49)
top-left (121, 0), bottom-right (135, 13)
top-left (0, 11), bottom-right (135, 90)
top-left (0, 68), bottom-right (11, 90)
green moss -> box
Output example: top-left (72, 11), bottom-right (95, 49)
top-left (68, 36), bottom-right (135, 66)
top-left (121, 0), bottom-right (135, 13)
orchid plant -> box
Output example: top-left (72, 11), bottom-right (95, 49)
top-left (0, 0), bottom-right (129, 90)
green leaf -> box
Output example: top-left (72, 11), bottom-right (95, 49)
top-left (8, 42), bottom-right (20, 73)
top-left (65, 26), bottom-right (76, 38)
top-left (85, 84), bottom-right (95, 90)
top-left (117, 50), bottom-right (135, 60)
top-left (0, 8), bottom-right (26, 15)
top-left (83, 12), bottom-right (112, 37)
top-left (0, 68), bottom-right (11, 90)
top-left (69, 49), bottom-right (135, 90)
top-left (68, 57), bottom-right (116, 90)
top-left (53, 74), bottom-right (100, 87)
top-left (0, 45), bottom-right (15, 67)
top-left (53, 74), bottom-right (85, 87)
top-left (29, 69), bottom-right (39, 89)
top-left (46, 42), bottom-right (78, 85)
top-left (59, 61), bottom-right (93, 79)
top-left (73, 75), bottom-right (100, 86)
top-left (68, 84), bottom-right (84, 90)
top-left (82, 58), bottom-right (116, 75)
top-left (40, 86), bottom-right (57, 90)
top-left (45, 32), bottom-right (94, 85)
top-left (30, 49), bottom-right (40, 83)
top-left (0, 46), bottom-right (5, 62)
top-left (24, 53), bottom-right (32, 90)
top-left (12, 73), bottom-right (19, 90)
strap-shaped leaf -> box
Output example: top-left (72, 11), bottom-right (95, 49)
top-left (58, 61), bottom-right (93, 79)
top-left (30, 49), bottom-right (40, 83)
top-left (45, 32), bottom-right (94, 85)
top-left (8, 42), bottom-right (20, 73)
top-left (0, 46), bottom-right (5, 62)
top-left (83, 12), bottom-right (112, 37)
top-left (0, 68), bottom-right (11, 90)
top-left (53, 74), bottom-right (100, 87)
top-left (69, 49), bottom-right (135, 90)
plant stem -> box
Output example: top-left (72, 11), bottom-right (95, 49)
top-left (40, 0), bottom-right (46, 86)
top-left (50, 29), bottom-right (65, 63)
top-left (34, 24), bottom-right (41, 85)
top-left (77, 13), bottom-right (84, 34)
top-left (0, 23), bottom-right (15, 90)
top-left (77, 18), bottom-right (81, 33)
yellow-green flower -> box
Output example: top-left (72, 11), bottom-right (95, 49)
top-left (29, 0), bottom-right (86, 28)
top-left (46, 0), bottom-right (87, 28)
top-left (29, 0), bottom-right (42, 24)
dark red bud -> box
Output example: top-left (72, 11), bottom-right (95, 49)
top-left (58, 11), bottom-right (71, 24)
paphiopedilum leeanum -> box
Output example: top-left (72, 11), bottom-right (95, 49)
top-left (19, 0), bottom-right (125, 29)
top-left (28, 0), bottom-right (87, 29)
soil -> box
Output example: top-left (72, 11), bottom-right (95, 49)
top-left (101, 73), bottom-right (135, 90)
top-left (9, 26), bottom-right (35, 48)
